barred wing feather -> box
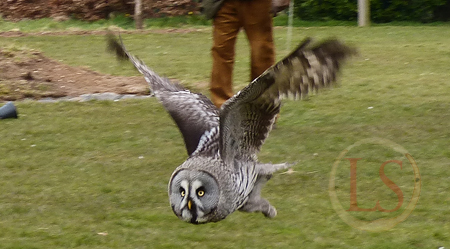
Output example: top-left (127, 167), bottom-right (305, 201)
top-left (107, 34), bottom-right (220, 157)
top-left (219, 38), bottom-right (356, 164)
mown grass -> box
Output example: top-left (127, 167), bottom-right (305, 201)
top-left (0, 25), bottom-right (449, 248)
top-left (1, 14), bottom-right (449, 33)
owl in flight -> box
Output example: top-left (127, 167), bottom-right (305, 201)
top-left (107, 33), bottom-right (355, 224)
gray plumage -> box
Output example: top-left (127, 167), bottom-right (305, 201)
top-left (107, 34), bottom-right (356, 224)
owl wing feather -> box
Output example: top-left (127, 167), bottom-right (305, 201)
top-left (219, 38), bottom-right (356, 165)
top-left (107, 34), bottom-right (220, 157)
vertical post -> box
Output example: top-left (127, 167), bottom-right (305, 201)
top-left (358, 0), bottom-right (370, 27)
top-left (135, 0), bottom-right (143, 29)
top-left (286, 0), bottom-right (294, 51)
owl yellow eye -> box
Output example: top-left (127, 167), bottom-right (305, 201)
top-left (180, 188), bottom-right (185, 197)
top-left (197, 190), bottom-right (205, 197)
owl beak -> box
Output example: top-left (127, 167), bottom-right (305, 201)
top-left (188, 200), bottom-right (192, 210)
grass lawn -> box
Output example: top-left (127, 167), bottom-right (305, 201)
top-left (0, 23), bottom-right (449, 248)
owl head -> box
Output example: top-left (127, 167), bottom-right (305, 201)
top-left (168, 158), bottom-right (226, 224)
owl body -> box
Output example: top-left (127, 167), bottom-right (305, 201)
top-left (108, 34), bottom-right (355, 224)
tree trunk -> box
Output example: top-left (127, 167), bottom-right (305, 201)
top-left (135, 0), bottom-right (143, 29)
top-left (358, 0), bottom-right (370, 27)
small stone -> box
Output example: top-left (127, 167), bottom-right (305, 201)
top-left (38, 98), bottom-right (58, 103)
top-left (79, 94), bottom-right (94, 102)
top-left (120, 94), bottom-right (138, 100)
top-left (93, 92), bottom-right (121, 101)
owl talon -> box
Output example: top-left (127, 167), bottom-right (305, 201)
top-left (264, 205), bottom-right (277, 218)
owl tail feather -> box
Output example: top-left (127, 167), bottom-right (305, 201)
top-left (106, 32), bottom-right (129, 61)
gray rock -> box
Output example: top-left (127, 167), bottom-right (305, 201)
top-left (92, 92), bottom-right (121, 101)
top-left (79, 94), bottom-right (95, 102)
top-left (15, 93), bottom-right (153, 103)
top-left (120, 94), bottom-right (151, 100)
top-left (38, 98), bottom-right (58, 103)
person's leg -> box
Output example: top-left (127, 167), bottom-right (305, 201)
top-left (242, 0), bottom-right (279, 125)
top-left (241, 0), bottom-right (275, 81)
top-left (210, 0), bottom-right (242, 108)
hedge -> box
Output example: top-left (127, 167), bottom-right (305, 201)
top-left (294, 0), bottom-right (450, 22)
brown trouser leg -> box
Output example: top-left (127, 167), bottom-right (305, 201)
top-left (210, 0), bottom-right (275, 108)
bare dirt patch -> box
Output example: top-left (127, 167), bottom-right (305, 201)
top-left (0, 45), bottom-right (149, 101)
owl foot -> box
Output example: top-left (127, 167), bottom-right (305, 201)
top-left (239, 198), bottom-right (277, 218)
top-left (263, 205), bottom-right (277, 218)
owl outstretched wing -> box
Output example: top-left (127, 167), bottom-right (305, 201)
top-left (107, 34), bottom-right (220, 157)
top-left (219, 38), bottom-right (356, 164)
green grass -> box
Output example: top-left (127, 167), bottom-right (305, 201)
top-left (0, 15), bottom-right (212, 32)
top-left (0, 25), bottom-right (449, 248)
top-left (0, 15), bottom-right (136, 32)
top-left (1, 14), bottom-right (448, 33)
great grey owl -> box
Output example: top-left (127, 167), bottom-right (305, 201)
top-left (107, 34), bottom-right (355, 224)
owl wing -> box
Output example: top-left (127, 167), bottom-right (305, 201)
top-left (107, 34), bottom-right (220, 157)
top-left (219, 38), bottom-right (356, 164)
